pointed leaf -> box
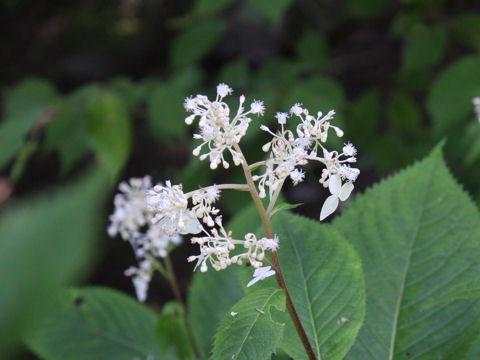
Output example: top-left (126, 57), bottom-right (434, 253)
top-left (212, 287), bottom-right (286, 360)
top-left (270, 213), bottom-right (365, 360)
top-left (26, 287), bottom-right (162, 360)
top-left (333, 144), bottom-right (480, 359)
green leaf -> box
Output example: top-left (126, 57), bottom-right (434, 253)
top-left (248, 0), bottom-right (291, 24)
top-left (427, 56), bottom-right (480, 137)
top-left (86, 92), bottom-right (132, 181)
top-left (0, 78), bottom-right (58, 169)
top-left (270, 202), bottom-right (302, 217)
top-left (297, 30), bottom-right (328, 69)
top-left (194, 0), bottom-right (234, 14)
top-left (386, 91), bottom-right (422, 139)
top-left (45, 100), bottom-right (91, 175)
top-left (26, 287), bottom-right (162, 360)
top-left (270, 213), bottom-right (365, 360)
top-left (0, 170), bottom-right (107, 356)
top-left (333, 144), bottom-right (480, 359)
top-left (147, 81), bottom-right (188, 143)
top-left (170, 19), bottom-right (227, 70)
top-left (453, 13), bottom-right (480, 51)
top-left (400, 25), bottom-right (448, 75)
top-left (157, 301), bottom-right (193, 359)
top-left (346, 0), bottom-right (389, 19)
top-left (212, 287), bottom-right (286, 360)
top-left (186, 205), bottom-right (258, 358)
top-left (218, 59), bottom-right (250, 90)
top-left (466, 334), bottom-right (480, 360)
top-left (347, 89), bottom-right (380, 151)
top-left (391, 12), bottom-right (423, 36)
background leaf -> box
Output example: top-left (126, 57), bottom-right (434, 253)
top-left (157, 301), bottom-right (193, 359)
top-left (333, 144), bottom-right (480, 359)
top-left (0, 78), bottom-right (58, 169)
top-left (0, 169), bottom-right (107, 356)
top-left (86, 92), bottom-right (132, 181)
top-left (27, 287), bottom-right (162, 360)
top-left (212, 287), bottom-right (286, 360)
top-left (248, 0), bottom-right (291, 24)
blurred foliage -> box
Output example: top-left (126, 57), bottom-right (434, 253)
top-left (1, 0), bottom-right (480, 357)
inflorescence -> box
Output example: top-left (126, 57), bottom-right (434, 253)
top-left (108, 83), bottom-right (359, 301)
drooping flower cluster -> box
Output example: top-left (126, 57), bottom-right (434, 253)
top-left (109, 83), bottom-right (360, 301)
top-left (473, 97), bottom-right (480, 122)
top-left (184, 83), bottom-right (265, 169)
top-left (255, 103), bottom-right (359, 220)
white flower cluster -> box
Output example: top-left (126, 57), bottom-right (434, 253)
top-left (184, 83), bottom-right (265, 169)
top-left (255, 103), bottom-right (359, 220)
top-left (473, 97), bottom-right (480, 122)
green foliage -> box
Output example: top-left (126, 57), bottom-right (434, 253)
top-left (453, 14), bottom-right (480, 51)
top-left (346, 0), bottom-right (390, 19)
top-left (0, 170), bottom-right (107, 356)
top-left (194, 0), bottom-right (234, 14)
top-left (147, 80), bottom-right (189, 143)
top-left (26, 287), bottom-right (162, 360)
top-left (157, 302), bottom-right (194, 359)
top-left (297, 30), bottom-right (328, 69)
top-left (170, 19), bottom-right (227, 70)
top-left (400, 25), bottom-right (448, 75)
top-left (466, 334), bottom-right (480, 360)
top-left (248, 0), bottom-right (291, 24)
top-left (212, 287), bottom-right (286, 360)
top-left (427, 56), bottom-right (480, 137)
top-left (270, 213), bottom-right (365, 360)
top-left (386, 91), bottom-right (422, 140)
top-left (334, 145), bottom-right (480, 359)
top-left (86, 92), bottom-right (132, 181)
top-left (0, 78), bottom-right (58, 169)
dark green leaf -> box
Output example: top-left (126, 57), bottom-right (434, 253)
top-left (27, 287), bottom-right (162, 360)
top-left (212, 287), bottom-right (286, 360)
top-left (170, 19), bottom-right (227, 70)
top-left (194, 0), bottom-right (234, 14)
top-left (157, 301), bottom-right (193, 359)
top-left (0, 78), bottom-right (58, 169)
top-left (386, 91), bottom-right (422, 139)
top-left (334, 144), bottom-right (480, 359)
top-left (0, 170), bottom-right (107, 356)
top-left (453, 14), bottom-right (480, 51)
top-left (297, 30), bottom-right (328, 69)
top-left (427, 56), bottom-right (480, 137)
top-left (248, 0), bottom-right (291, 24)
top-left (86, 92), bottom-right (132, 181)
top-left (346, 0), bottom-right (389, 19)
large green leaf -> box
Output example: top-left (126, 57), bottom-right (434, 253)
top-left (187, 204), bottom-right (259, 358)
top-left (0, 78), bottom-right (58, 169)
top-left (270, 213), bottom-right (365, 360)
top-left (0, 169), bottom-right (107, 356)
top-left (466, 334), bottom-right (480, 360)
top-left (212, 287), bottom-right (286, 360)
top-left (26, 287), bottom-right (162, 360)
top-left (86, 92), bottom-right (132, 181)
top-left (427, 57), bottom-right (480, 137)
top-left (248, 0), bottom-right (291, 24)
top-left (333, 144), bottom-right (480, 359)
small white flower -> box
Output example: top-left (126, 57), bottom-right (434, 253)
top-left (290, 103), bottom-right (303, 116)
top-left (251, 100), bottom-right (265, 115)
top-left (275, 112), bottom-right (288, 125)
top-left (473, 97), bottom-right (480, 122)
top-left (290, 168), bottom-right (305, 185)
top-left (247, 266), bottom-right (276, 287)
top-left (217, 83), bottom-right (233, 98)
top-left (320, 174), bottom-right (354, 221)
top-left (342, 142), bottom-right (357, 157)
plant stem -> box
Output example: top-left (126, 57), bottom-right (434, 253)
top-left (232, 143), bottom-right (317, 360)
top-left (164, 256), bottom-right (201, 358)
top-left (266, 178), bottom-right (285, 216)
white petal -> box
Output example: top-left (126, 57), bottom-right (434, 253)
top-left (132, 277), bottom-right (148, 302)
top-left (328, 174), bottom-right (342, 195)
top-left (320, 195), bottom-right (339, 221)
top-left (180, 216), bottom-right (202, 235)
top-left (247, 276), bottom-right (261, 288)
top-left (253, 266), bottom-right (271, 277)
top-left (339, 182), bottom-right (354, 201)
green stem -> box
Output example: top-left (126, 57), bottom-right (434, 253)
top-left (232, 143), bottom-right (317, 360)
top-left (163, 256), bottom-right (201, 358)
